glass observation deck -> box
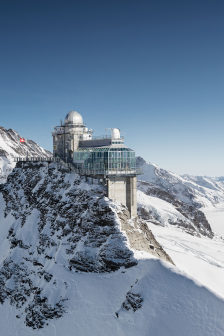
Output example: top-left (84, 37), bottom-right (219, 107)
top-left (73, 146), bottom-right (139, 176)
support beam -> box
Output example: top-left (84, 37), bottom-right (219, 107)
top-left (107, 176), bottom-right (137, 218)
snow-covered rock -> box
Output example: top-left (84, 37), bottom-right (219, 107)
top-left (182, 174), bottom-right (224, 207)
top-left (136, 157), bottom-right (223, 238)
top-left (0, 131), bottom-right (224, 335)
top-left (0, 126), bottom-right (51, 184)
top-left (137, 157), bottom-right (224, 207)
top-left (0, 162), bottom-right (138, 328)
top-left (0, 162), bottom-right (224, 335)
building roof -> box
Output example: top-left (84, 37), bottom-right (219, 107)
top-left (64, 111), bottom-right (83, 125)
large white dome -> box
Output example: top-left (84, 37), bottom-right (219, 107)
top-left (64, 110), bottom-right (83, 125)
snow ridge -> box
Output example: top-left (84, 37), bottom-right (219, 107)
top-left (0, 162), bottom-right (136, 328)
top-left (0, 162), bottom-right (224, 335)
top-left (137, 158), bottom-right (214, 237)
top-left (0, 126), bottom-right (51, 184)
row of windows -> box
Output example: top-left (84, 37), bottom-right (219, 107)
top-left (73, 149), bottom-right (136, 171)
top-left (74, 150), bottom-right (134, 159)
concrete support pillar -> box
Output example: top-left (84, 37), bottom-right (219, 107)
top-left (126, 176), bottom-right (137, 218)
top-left (107, 177), bottom-right (127, 206)
top-left (107, 176), bottom-right (137, 218)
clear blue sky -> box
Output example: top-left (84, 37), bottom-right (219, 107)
top-left (0, 0), bottom-right (223, 176)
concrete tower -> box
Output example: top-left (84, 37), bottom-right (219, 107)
top-left (52, 111), bottom-right (92, 162)
top-left (53, 110), bottom-right (139, 217)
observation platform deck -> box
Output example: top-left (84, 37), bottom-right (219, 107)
top-left (14, 157), bottom-right (142, 178)
top-left (14, 156), bottom-right (59, 163)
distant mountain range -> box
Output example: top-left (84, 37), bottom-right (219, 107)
top-left (136, 157), bottom-right (224, 238)
top-left (137, 157), bottom-right (224, 208)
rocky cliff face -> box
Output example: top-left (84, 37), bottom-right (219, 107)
top-left (0, 126), bottom-right (51, 183)
top-left (137, 157), bottom-right (224, 207)
top-left (137, 157), bottom-right (214, 238)
top-left (0, 161), bottom-right (175, 329)
top-left (0, 162), bottom-right (139, 328)
top-left (0, 154), bottom-right (223, 335)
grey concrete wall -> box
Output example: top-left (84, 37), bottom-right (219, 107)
top-left (107, 177), bottom-right (127, 206)
top-left (126, 176), bottom-right (137, 217)
top-left (107, 176), bottom-right (137, 218)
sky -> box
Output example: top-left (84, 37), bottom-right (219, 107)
top-left (0, 0), bottom-right (223, 176)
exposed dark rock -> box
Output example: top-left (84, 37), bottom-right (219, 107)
top-left (0, 162), bottom-right (137, 328)
top-left (138, 181), bottom-right (214, 238)
top-left (116, 279), bottom-right (144, 317)
top-left (122, 292), bottom-right (143, 312)
top-left (117, 206), bottom-right (174, 264)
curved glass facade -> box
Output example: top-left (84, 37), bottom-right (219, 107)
top-left (73, 146), bottom-right (136, 175)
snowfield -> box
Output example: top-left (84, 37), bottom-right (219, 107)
top-left (203, 203), bottom-right (224, 236)
top-left (0, 162), bottom-right (224, 335)
top-left (0, 259), bottom-right (224, 336)
top-left (137, 157), bottom-right (224, 207)
top-left (0, 137), bottom-right (224, 335)
top-left (137, 190), bottom-right (224, 299)
top-left (147, 223), bottom-right (224, 299)
top-left (138, 190), bottom-right (193, 227)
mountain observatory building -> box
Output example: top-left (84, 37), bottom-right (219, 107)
top-left (52, 110), bottom-right (138, 217)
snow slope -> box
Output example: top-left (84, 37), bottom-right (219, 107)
top-left (0, 162), bottom-right (224, 335)
top-left (0, 259), bottom-right (224, 336)
top-left (0, 126), bottom-right (51, 183)
top-left (183, 175), bottom-right (224, 236)
top-left (138, 190), bottom-right (196, 228)
top-left (148, 223), bottom-right (224, 299)
top-left (137, 190), bottom-right (224, 299)
top-left (137, 157), bottom-right (224, 208)
top-left (183, 174), bottom-right (224, 207)
top-left (137, 157), bottom-right (224, 241)
top-left (137, 187), bottom-right (213, 238)
top-left (137, 187), bottom-right (224, 300)
top-left (203, 203), bottom-right (224, 236)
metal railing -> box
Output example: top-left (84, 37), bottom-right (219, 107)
top-left (91, 135), bottom-right (124, 140)
top-left (14, 157), bottom-right (142, 176)
top-left (14, 156), bottom-right (58, 163)
top-left (71, 167), bottom-right (142, 177)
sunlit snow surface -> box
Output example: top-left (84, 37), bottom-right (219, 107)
top-left (139, 158), bottom-right (224, 207)
top-left (0, 259), bottom-right (224, 336)
top-left (203, 203), bottom-right (224, 236)
top-left (148, 223), bottom-right (224, 299)
top-left (137, 159), bottom-right (224, 300)
top-left (137, 191), bottom-right (224, 300)
top-left (0, 156), bottom-right (224, 335)
top-left (0, 189), bottom-right (224, 336)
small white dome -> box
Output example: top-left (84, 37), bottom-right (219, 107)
top-left (65, 110), bottom-right (83, 125)
top-left (111, 128), bottom-right (120, 139)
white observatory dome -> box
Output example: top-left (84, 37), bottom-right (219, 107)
top-left (111, 128), bottom-right (121, 139)
top-left (64, 110), bottom-right (83, 125)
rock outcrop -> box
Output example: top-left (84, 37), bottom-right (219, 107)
top-left (0, 162), bottom-right (139, 328)
top-left (137, 157), bottom-right (214, 238)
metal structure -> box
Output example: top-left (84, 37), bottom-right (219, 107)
top-left (14, 157), bottom-right (60, 163)
top-left (52, 110), bottom-right (139, 217)
top-left (52, 111), bottom-right (92, 163)
top-left (73, 146), bottom-right (137, 177)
